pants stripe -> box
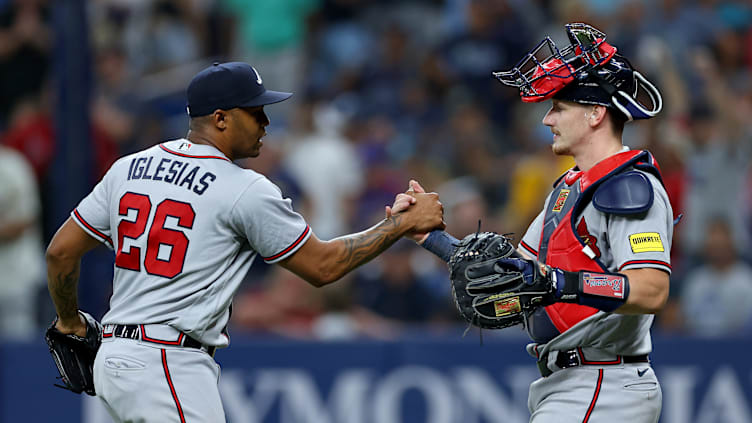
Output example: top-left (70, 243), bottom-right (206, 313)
top-left (161, 349), bottom-right (187, 423)
top-left (582, 369), bottom-right (604, 423)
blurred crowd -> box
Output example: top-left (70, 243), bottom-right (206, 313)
top-left (1, 0), bottom-right (751, 341)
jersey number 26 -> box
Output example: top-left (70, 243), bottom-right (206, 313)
top-left (115, 192), bottom-right (195, 278)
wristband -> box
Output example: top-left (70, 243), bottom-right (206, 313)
top-left (552, 268), bottom-right (629, 312)
top-left (420, 230), bottom-right (459, 263)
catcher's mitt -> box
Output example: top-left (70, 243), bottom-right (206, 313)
top-left (449, 232), bottom-right (553, 329)
top-left (45, 311), bottom-right (102, 395)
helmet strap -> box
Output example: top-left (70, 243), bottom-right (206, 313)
top-left (590, 71), bottom-right (662, 121)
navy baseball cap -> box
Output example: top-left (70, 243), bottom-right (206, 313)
top-left (186, 62), bottom-right (293, 117)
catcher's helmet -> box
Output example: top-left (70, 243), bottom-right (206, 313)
top-left (493, 23), bottom-right (662, 121)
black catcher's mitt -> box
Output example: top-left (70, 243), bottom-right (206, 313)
top-left (449, 232), bottom-right (552, 329)
top-left (45, 311), bottom-right (102, 395)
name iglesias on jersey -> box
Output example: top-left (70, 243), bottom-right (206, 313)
top-left (126, 156), bottom-right (217, 195)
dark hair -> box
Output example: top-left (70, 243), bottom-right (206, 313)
top-left (608, 108), bottom-right (627, 135)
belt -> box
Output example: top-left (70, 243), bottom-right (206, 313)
top-left (537, 347), bottom-right (649, 378)
top-left (103, 324), bottom-right (216, 357)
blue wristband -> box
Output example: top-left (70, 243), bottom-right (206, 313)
top-left (578, 271), bottom-right (630, 312)
top-left (421, 230), bottom-right (459, 262)
top-left (552, 268), bottom-right (629, 312)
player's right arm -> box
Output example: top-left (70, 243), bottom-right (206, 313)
top-left (46, 155), bottom-right (122, 336)
top-left (46, 218), bottom-right (101, 336)
top-left (279, 192), bottom-right (445, 286)
top-left (232, 175), bottom-right (443, 286)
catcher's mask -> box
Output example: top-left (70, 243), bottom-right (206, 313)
top-left (493, 23), bottom-right (662, 121)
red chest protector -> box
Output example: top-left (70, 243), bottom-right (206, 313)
top-left (536, 150), bottom-right (662, 334)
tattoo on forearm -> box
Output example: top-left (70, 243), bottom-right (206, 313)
top-left (50, 264), bottom-right (80, 320)
top-left (336, 214), bottom-right (403, 271)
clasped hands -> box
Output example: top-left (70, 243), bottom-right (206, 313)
top-left (385, 179), bottom-right (446, 235)
top-left (386, 180), bottom-right (444, 242)
top-left (387, 180), bottom-right (555, 295)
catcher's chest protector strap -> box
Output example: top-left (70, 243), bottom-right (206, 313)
top-left (536, 181), bottom-right (581, 263)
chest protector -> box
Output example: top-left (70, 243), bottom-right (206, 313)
top-left (526, 150), bottom-right (663, 343)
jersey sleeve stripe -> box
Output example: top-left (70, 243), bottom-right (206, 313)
top-left (263, 225), bottom-right (311, 262)
top-left (72, 209), bottom-right (114, 248)
top-left (159, 144), bottom-right (231, 162)
top-left (618, 259), bottom-right (672, 271)
top-left (520, 240), bottom-right (538, 257)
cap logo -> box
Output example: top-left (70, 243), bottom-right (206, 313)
top-left (251, 66), bottom-right (262, 85)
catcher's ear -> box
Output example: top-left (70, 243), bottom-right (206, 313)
top-left (587, 106), bottom-right (607, 127)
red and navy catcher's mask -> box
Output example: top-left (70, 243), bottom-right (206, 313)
top-left (493, 23), bottom-right (662, 121)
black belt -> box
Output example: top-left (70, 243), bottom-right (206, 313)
top-left (107, 324), bottom-right (216, 357)
top-left (537, 348), bottom-right (649, 377)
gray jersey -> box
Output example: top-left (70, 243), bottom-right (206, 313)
top-left (520, 165), bottom-right (673, 358)
top-left (72, 139), bottom-right (310, 347)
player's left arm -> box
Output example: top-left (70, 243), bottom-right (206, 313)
top-left (492, 171), bottom-right (674, 315)
top-left (597, 171), bottom-right (674, 314)
top-left (615, 268), bottom-right (669, 314)
top-left (46, 218), bottom-right (101, 336)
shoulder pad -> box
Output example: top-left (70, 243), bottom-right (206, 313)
top-left (593, 171), bottom-right (653, 215)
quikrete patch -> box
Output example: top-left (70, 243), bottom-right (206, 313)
top-left (629, 233), bottom-right (664, 253)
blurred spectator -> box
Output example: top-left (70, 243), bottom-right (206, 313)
top-left (644, 0), bottom-right (724, 77)
top-left (436, 176), bottom-right (489, 237)
top-left (91, 44), bottom-right (139, 155)
top-left (681, 100), bottom-right (751, 256)
top-left (91, 0), bottom-right (206, 75)
top-left (284, 100), bottom-right (364, 239)
top-left (307, 0), bottom-right (373, 97)
top-left (351, 114), bottom-right (412, 229)
top-left (0, 0), bottom-right (50, 129)
top-left (221, 0), bottom-right (321, 117)
top-left (311, 278), bottom-right (402, 340)
top-left (501, 148), bottom-right (574, 238)
top-left (680, 217), bottom-right (752, 337)
top-left (141, 0), bottom-right (205, 73)
top-left (359, 23), bottom-right (415, 116)
top-left (231, 266), bottom-right (325, 338)
top-left (436, 0), bottom-right (530, 126)
top-left (0, 146), bottom-right (44, 340)
top-left (354, 240), bottom-right (448, 323)
top-left (2, 97), bottom-right (54, 181)
top-left (439, 102), bottom-right (510, 209)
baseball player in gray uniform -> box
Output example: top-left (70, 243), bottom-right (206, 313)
top-left (394, 24), bottom-right (672, 422)
top-left (46, 61), bottom-right (445, 422)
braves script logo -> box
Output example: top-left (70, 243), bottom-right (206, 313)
top-left (552, 189), bottom-right (570, 212)
top-left (582, 272), bottom-right (625, 299)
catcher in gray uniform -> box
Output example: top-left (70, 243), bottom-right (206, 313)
top-left (393, 23), bottom-right (671, 422)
